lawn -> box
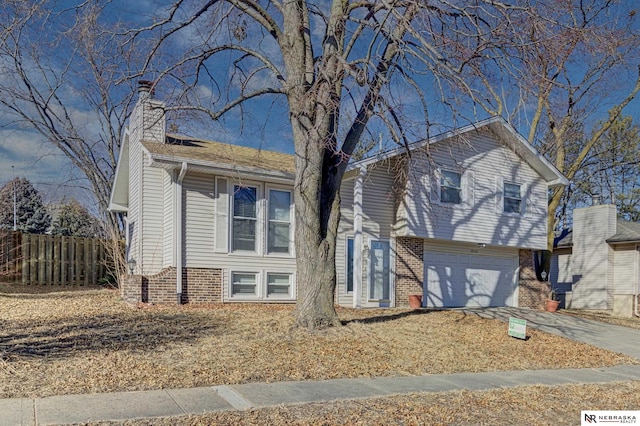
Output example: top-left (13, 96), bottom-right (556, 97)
top-left (0, 286), bottom-right (636, 401)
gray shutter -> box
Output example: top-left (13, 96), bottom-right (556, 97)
top-left (522, 183), bottom-right (532, 217)
top-left (495, 177), bottom-right (504, 214)
top-left (430, 168), bottom-right (441, 204)
top-left (215, 177), bottom-right (229, 252)
top-left (464, 170), bottom-right (475, 208)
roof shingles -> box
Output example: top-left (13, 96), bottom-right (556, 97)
top-left (142, 134), bottom-right (295, 175)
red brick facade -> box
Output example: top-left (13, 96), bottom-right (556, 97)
top-left (517, 249), bottom-right (550, 310)
top-left (395, 237), bottom-right (424, 307)
top-left (120, 267), bottom-right (222, 304)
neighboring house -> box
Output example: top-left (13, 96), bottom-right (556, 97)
top-left (551, 201), bottom-right (640, 317)
top-left (109, 81), bottom-right (568, 309)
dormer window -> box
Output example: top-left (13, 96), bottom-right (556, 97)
top-left (440, 170), bottom-right (461, 204)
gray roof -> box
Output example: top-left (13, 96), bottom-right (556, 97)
top-left (607, 219), bottom-right (640, 244)
top-left (554, 219), bottom-right (640, 248)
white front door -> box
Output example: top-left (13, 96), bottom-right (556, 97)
top-left (369, 240), bottom-right (390, 304)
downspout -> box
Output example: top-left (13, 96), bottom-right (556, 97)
top-left (353, 165), bottom-right (366, 308)
top-left (176, 162), bottom-right (188, 304)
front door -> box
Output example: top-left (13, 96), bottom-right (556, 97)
top-left (369, 240), bottom-right (390, 304)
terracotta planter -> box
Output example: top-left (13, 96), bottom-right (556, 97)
top-left (545, 299), bottom-right (560, 312)
top-left (409, 294), bottom-right (423, 309)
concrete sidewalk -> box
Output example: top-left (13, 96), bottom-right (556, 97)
top-left (3, 308), bottom-right (640, 425)
top-left (4, 365), bottom-right (640, 426)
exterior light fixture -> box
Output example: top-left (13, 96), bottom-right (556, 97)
top-left (127, 258), bottom-right (136, 275)
top-left (477, 243), bottom-right (486, 248)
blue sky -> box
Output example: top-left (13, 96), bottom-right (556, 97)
top-left (1, 1), bottom-right (639, 211)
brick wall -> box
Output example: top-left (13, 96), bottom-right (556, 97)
top-left (518, 249), bottom-right (550, 309)
top-left (395, 237), bottom-right (424, 307)
top-left (119, 267), bottom-right (222, 304)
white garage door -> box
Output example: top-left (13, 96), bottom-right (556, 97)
top-left (424, 246), bottom-right (518, 308)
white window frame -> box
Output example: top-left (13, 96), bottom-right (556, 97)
top-left (266, 272), bottom-right (294, 299)
top-left (503, 181), bottom-right (523, 215)
top-left (438, 169), bottom-right (462, 205)
top-left (266, 186), bottom-right (293, 256)
top-left (231, 182), bottom-right (262, 254)
top-left (230, 270), bottom-right (261, 299)
top-left (228, 270), bottom-right (295, 300)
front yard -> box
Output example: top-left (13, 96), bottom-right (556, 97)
top-left (0, 286), bottom-right (636, 400)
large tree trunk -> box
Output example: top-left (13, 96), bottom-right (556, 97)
top-left (291, 125), bottom-right (343, 329)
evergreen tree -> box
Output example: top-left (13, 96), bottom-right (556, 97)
top-left (0, 177), bottom-right (51, 234)
top-left (51, 199), bottom-right (100, 238)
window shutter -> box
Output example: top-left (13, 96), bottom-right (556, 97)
top-left (495, 176), bottom-right (504, 214)
top-left (464, 170), bottom-right (475, 208)
top-left (523, 183), bottom-right (532, 217)
top-left (215, 177), bottom-right (229, 252)
top-left (430, 168), bottom-right (441, 203)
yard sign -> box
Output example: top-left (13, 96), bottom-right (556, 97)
top-left (508, 317), bottom-right (527, 340)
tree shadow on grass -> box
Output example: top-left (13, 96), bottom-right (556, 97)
top-left (0, 311), bottom-right (220, 359)
top-left (341, 309), bottom-right (437, 325)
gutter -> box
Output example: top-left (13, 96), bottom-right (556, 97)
top-left (176, 162), bottom-right (188, 304)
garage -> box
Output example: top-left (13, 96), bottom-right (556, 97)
top-left (423, 243), bottom-right (519, 308)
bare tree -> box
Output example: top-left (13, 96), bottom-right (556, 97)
top-left (125, 1), bottom-right (532, 328)
top-left (0, 1), bottom-right (139, 247)
top-left (477, 0), bottom-right (640, 249)
top-left (572, 114), bottom-right (640, 222)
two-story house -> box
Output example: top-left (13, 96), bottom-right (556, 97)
top-left (109, 81), bottom-right (568, 309)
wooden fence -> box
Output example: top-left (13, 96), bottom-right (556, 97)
top-left (0, 231), bottom-right (111, 285)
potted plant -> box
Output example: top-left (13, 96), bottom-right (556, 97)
top-left (545, 289), bottom-right (560, 312)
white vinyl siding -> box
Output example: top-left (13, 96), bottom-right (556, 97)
top-left (162, 169), bottom-right (174, 268)
top-left (141, 156), bottom-right (164, 274)
top-left (613, 245), bottom-right (639, 295)
top-left (396, 128), bottom-right (547, 250)
top-left (127, 138), bottom-right (141, 272)
top-left (183, 173), bottom-right (215, 267)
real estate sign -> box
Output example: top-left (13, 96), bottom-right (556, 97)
top-left (508, 317), bottom-right (527, 340)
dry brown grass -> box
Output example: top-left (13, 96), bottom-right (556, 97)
top-left (0, 287), bottom-right (636, 400)
top-left (91, 381), bottom-right (640, 426)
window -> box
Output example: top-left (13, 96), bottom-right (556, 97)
top-left (504, 182), bottom-right (522, 214)
top-left (267, 273), bottom-right (291, 297)
top-left (346, 237), bottom-right (354, 293)
top-left (440, 170), bottom-right (461, 204)
top-left (268, 190), bottom-right (291, 254)
top-left (233, 185), bottom-right (257, 251)
top-left (232, 272), bottom-right (257, 296)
